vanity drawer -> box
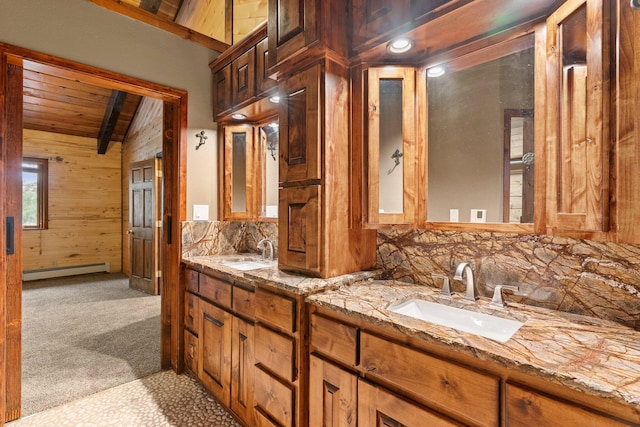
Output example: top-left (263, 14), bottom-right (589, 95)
top-left (184, 292), bottom-right (199, 333)
top-left (184, 329), bottom-right (198, 373)
top-left (254, 366), bottom-right (294, 427)
top-left (360, 332), bottom-right (500, 427)
top-left (233, 285), bottom-right (255, 319)
top-left (505, 383), bottom-right (631, 427)
top-left (199, 274), bottom-right (232, 309)
top-left (185, 268), bottom-right (199, 293)
top-left (255, 288), bottom-right (296, 333)
top-left (255, 325), bottom-right (296, 382)
top-left (310, 313), bottom-right (358, 366)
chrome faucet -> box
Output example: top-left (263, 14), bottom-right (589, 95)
top-left (257, 238), bottom-right (275, 261)
top-left (490, 285), bottom-right (519, 308)
top-left (431, 274), bottom-right (453, 297)
top-left (453, 262), bottom-right (478, 301)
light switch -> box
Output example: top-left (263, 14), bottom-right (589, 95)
top-left (193, 204), bottom-right (209, 221)
top-left (449, 209), bottom-right (459, 222)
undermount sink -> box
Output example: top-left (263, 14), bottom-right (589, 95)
top-left (387, 299), bottom-right (524, 343)
top-left (220, 260), bottom-right (271, 271)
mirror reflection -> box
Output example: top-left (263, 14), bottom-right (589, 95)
top-left (427, 40), bottom-right (535, 223)
top-left (231, 131), bottom-right (247, 212)
top-left (379, 79), bottom-right (404, 214)
top-left (260, 122), bottom-right (279, 218)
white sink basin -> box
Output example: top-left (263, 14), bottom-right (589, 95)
top-left (387, 299), bottom-right (524, 343)
top-left (221, 260), bottom-right (271, 271)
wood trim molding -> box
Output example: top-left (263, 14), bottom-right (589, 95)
top-left (86, 0), bottom-right (230, 53)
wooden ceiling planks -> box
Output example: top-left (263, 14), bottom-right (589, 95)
top-left (22, 60), bottom-right (142, 144)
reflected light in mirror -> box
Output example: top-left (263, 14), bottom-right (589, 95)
top-left (268, 95), bottom-right (280, 104)
top-left (231, 113), bottom-right (246, 120)
top-left (427, 66), bottom-right (446, 77)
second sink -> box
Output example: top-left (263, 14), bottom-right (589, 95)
top-left (387, 299), bottom-right (524, 343)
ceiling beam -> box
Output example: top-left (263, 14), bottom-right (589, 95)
top-left (97, 90), bottom-right (127, 154)
top-left (140, 0), bottom-right (163, 14)
top-left (86, 0), bottom-right (230, 52)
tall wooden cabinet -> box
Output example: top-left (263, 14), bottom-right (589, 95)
top-left (545, 0), bottom-right (609, 234)
top-left (277, 58), bottom-right (377, 277)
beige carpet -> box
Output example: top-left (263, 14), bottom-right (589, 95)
top-left (9, 370), bottom-right (240, 426)
top-left (21, 273), bottom-right (161, 416)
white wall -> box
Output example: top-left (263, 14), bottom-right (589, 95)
top-left (0, 0), bottom-right (220, 219)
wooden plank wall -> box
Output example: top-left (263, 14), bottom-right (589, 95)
top-left (22, 129), bottom-right (122, 272)
top-left (176, 0), bottom-right (230, 43)
top-left (233, 0), bottom-right (267, 42)
top-left (121, 96), bottom-right (163, 276)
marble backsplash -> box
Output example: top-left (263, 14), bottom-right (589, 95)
top-left (181, 221), bottom-right (639, 330)
top-left (377, 229), bottom-right (640, 330)
top-left (181, 221), bottom-right (278, 258)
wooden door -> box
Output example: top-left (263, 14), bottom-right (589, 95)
top-left (309, 355), bottom-right (357, 427)
top-left (198, 300), bottom-right (232, 407)
top-left (231, 316), bottom-right (254, 424)
top-left (2, 53), bottom-right (24, 423)
top-left (129, 159), bottom-right (159, 295)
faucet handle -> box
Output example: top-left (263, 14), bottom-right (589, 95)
top-left (490, 285), bottom-right (519, 308)
top-left (431, 274), bottom-right (453, 297)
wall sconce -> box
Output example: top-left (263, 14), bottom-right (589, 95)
top-left (388, 148), bottom-right (403, 174)
top-left (195, 130), bottom-right (208, 150)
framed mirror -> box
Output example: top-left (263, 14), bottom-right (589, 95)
top-left (426, 35), bottom-right (535, 224)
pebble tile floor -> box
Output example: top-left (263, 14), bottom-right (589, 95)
top-left (8, 370), bottom-right (241, 426)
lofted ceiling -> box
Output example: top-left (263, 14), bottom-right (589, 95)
top-left (23, 60), bottom-right (142, 153)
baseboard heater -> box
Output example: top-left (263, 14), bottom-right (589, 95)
top-left (23, 262), bottom-right (111, 281)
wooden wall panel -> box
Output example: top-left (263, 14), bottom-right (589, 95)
top-left (122, 97), bottom-right (163, 275)
top-left (22, 129), bottom-right (122, 272)
top-left (233, 0), bottom-right (267, 42)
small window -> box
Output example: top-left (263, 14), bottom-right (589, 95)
top-left (22, 157), bottom-right (48, 230)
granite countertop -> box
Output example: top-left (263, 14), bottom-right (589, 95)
top-left (307, 280), bottom-right (640, 411)
top-left (182, 254), bottom-right (380, 296)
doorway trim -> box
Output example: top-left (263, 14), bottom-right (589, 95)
top-left (0, 41), bottom-right (187, 424)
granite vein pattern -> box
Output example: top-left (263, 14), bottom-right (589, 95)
top-left (378, 229), bottom-right (640, 330)
top-left (181, 220), bottom-right (277, 258)
top-left (182, 254), bottom-right (379, 296)
top-left (307, 280), bottom-right (640, 411)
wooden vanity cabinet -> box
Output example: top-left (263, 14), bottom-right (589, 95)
top-left (308, 305), bottom-right (639, 427)
top-left (182, 267), bottom-right (256, 426)
top-left (253, 286), bottom-right (308, 427)
top-left (214, 64), bottom-right (232, 117)
top-left (545, 0), bottom-right (609, 235)
top-left (231, 46), bottom-right (256, 106)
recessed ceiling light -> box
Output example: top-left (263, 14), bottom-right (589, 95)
top-left (388, 38), bottom-right (413, 54)
top-left (231, 113), bottom-right (246, 120)
top-left (427, 66), bottom-right (446, 77)
top-left (268, 95), bottom-right (280, 104)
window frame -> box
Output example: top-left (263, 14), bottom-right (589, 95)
top-left (22, 157), bottom-right (48, 230)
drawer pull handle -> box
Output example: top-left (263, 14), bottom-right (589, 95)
top-left (204, 313), bottom-right (224, 327)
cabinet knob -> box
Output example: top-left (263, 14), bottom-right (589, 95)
top-left (127, 229), bottom-right (134, 235)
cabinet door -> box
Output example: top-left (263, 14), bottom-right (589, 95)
top-left (309, 355), bottom-right (357, 427)
top-left (546, 0), bottom-right (607, 233)
top-left (198, 300), bottom-right (232, 406)
top-left (351, 0), bottom-right (412, 50)
top-left (231, 316), bottom-right (255, 424)
top-left (366, 67), bottom-right (417, 226)
top-left (256, 37), bottom-right (277, 94)
top-left (358, 380), bottom-right (460, 427)
top-left (222, 125), bottom-right (256, 220)
top-left (184, 329), bottom-right (199, 373)
top-left (279, 64), bottom-right (321, 184)
top-left (214, 64), bottom-right (232, 117)
top-left (278, 185), bottom-right (321, 274)
top-left (232, 47), bottom-right (256, 106)
top-left (267, 0), bottom-right (317, 68)
top-left (505, 383), bottom-right (631, 427)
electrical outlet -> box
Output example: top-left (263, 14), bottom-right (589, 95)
top-left (470, 209), bottom-right (487, 223)
top-left (449, 209), bottom-right (459, 222)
